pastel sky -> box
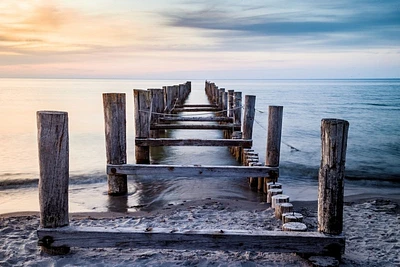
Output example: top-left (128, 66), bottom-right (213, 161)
top-left (1, 0), bottom-right (399, 79)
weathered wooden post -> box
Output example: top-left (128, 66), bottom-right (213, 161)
top-left (228, 90), bottom-right (234, 118)
top-left (233, 92), bottom-right (242, 125)
top-left (37, 111), bottom-right (70, 254)
top-left (103, 93), bottom-right (127, 195)
top-left (218, 88), bottom-right (225, 111)
top-left (149, 89), bottom-right (165, 138)
top-left (164, 86), bottom-right (175, 113)
top-left (318, 119), bottom-right (349, 235)
top-left (134, 89), bottom-right (152, 164)
top-left (266, 106), bottom-right (283, 183)
top-left (243, 95), bottom-right (256, 140)
top-left (186, 81), bottom-right (191, 97)
top-left (213, 84), bottom-right (218, 105)
top-left (222, 91), bottom-right (228, 116)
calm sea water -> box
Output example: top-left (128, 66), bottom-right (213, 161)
top-left (0, 78), bottom-right (399, 213)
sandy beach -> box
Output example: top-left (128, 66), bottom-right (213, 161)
top-left (1, 194), bottom-right (399, 266)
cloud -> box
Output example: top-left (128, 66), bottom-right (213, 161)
top-left (161, 0), bottom-right (400, 50)
top-left (0, 0), bottom-right (149, 55)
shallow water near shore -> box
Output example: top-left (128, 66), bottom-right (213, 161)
top-left (0, 78), bottom-right (399, 214)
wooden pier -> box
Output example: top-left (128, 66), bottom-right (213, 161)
top-left (36, 81), bottom-right (349, 260)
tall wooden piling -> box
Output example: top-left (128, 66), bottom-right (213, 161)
top-left (222, 91), bottom-right (228, 117)
top-left (134, 89), bottom-right (152, 164)
top-left (149, 89), bottom-right (165, 138)
top-left (233, 92), bottom-right (242, 125)
top-left (164, 86), bottom-right (175, 113)
top-left (318, 119), bottom-right (349, 235)
top-left (266, 106), bottom-right (283, 182)
top-left (103, 93), bottom-right (128, 195)
top-left (228, 90), bottom-right (234, 117)
top-left (243, 95), bottom-right (256, 140)
top-left (37, 111), bottom-right (70, 254)
top-left (218, 88), bottom-right (225, 111)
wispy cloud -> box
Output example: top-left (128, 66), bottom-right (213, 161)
top-left (0, 0), bottom-right (151, 55)
top-left (161, 0), bottom-right (400, 50)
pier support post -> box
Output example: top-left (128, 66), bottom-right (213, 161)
top-left (149, 89), bottom-right (165, 138)
top-left (266, 106), bottom-right (283, 182)
top-left (228, 90), bottom-right (234, 118)
top-left (233, 92), bottom-right (242, 125)
top-left (37, 111), bottom-right (70, 254)
top-left (134, 89), bottom-right (152, 164)
top-left (318, 119), bottom-right (349, 236)
top-left (243, 95), bottom-right (256, 140)
top-left (103, 93), bottom-right (128, 195)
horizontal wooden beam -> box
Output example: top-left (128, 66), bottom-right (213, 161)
top-left (151, 124), bottom-right (241, 130)
top-left (175, 104), bottom-right (218, 108)
top-left (160, 116), bottom-right (233, 122)
top-left (173, 107), bottom-right (222, 112)
top-left (38, 226), bottom-right (345, 256)
top-left (107, 164), bottom-right (278, 178)
top-left (135, 138), bottom-right (252, 147)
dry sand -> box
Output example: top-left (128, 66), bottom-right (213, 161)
top-left (1, 195), bottom-right (399, 266)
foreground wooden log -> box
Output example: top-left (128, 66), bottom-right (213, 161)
top-left (37, 111), bottom-right (70, 255)
top-left (103, 93), bottom-right (128, 195)
top-left (37, 226), bottom-right (345, 256)
top-left (318, 119), bottom-right (349, 235)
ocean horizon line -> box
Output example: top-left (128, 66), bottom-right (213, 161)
top-left (1, 77), bottom-right (399, 81)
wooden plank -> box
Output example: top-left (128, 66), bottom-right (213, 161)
top-left (173, 107), bottom-right (222, 112)
top-left (37, 226), bottom-right (345, 256)
top-left (160, 116), bottom-right (233, 122)
top-left (175, 104), bottom-right (218, 108)
top-left (151, 124), bottom-right (241, 130)
top-left (135, 138), bottom-right (252, 147)
top-left (106, 164), bottom-right (278, 178)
